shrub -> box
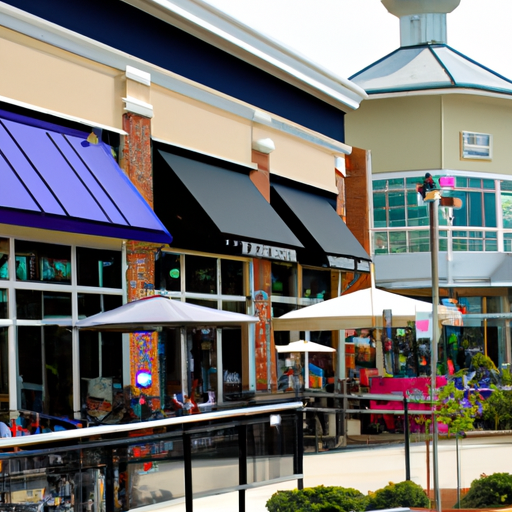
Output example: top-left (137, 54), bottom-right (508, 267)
top-left (266, 486), bottom-right (368, 512)
top-left (460, 472), bottom-right (512, 508)
top-left (367, 481), bottom-right (430, 510)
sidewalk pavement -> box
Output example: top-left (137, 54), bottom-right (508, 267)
top-left (138, 435), bottom-right (512, 512)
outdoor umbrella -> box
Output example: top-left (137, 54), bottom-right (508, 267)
top-left (276, 340), bottom-right (335, 390)
top-left (275, 340), bottom-right (336, 353)
top-left (273, 287), bottom-right (434, 332)
top-left (75, 295), bottom-right (258, 332)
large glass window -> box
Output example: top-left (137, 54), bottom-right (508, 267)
top-left (373, 176), bottom-right (501, 254)
top-left (271, 262), bottom-right (297, 297)
top-left (77, 247), bottom-right (122, 288)
top-left (185, 255), bottom-right (217, 294)
top-left (501, 181), bottom-right (512, 229)
top-left (18, 326), bottom-right (73, 417)
top-left (302, 268), bottom-right (331, 300)
top-left (0, 289), bottom-right (7, 319)
top-left (0, 327), bottom-right (8, 396)
top-left (156, 253), bottom-right (181, 292)
top-left (16, 291), bottom-right (72, 319)
top-left (221, 259), bottom-right (244, 296)
top-left (15, 240), bottom-right (71, 284)
top-left (0, 238), bottom-right (9, 280)
top-left (78, 293), bottom-right (123, 319)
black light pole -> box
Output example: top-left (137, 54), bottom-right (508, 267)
top-left (403, 395), bottom-right (410, 481)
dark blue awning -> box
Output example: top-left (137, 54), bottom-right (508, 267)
top-left (0, 112), bottom-right (172, 244)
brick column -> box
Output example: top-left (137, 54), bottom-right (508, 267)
top-left (344, 147), bottom-right (372, 291)
top-left (120, 112), bottom-right (160, 410)
top-left (250, 150), bottom-right (277, 392)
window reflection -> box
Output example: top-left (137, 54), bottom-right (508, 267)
top-left (156, 253), bottom-right (181, 292)
top-left (0, 238), bottom-right (8, 280)
top-left (185, 255), bottom-right (217, 294)
top-left (0, 289), bottom-right (7, 319)
top-left (221, 259), bottom-right (243, 295)
top-left (15, 240), bottom-right (71, 284)
top-left (302, 268), bottom-right (330, 300)
top-left (271, 262), bottom-right (297, 296)
top-left (77, 247), bottom-right (122, 288)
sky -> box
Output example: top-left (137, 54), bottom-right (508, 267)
top-left (203, 0), bottom-right (512, 81)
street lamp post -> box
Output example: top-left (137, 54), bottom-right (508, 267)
top-left (428, 196), bottom-right (441, 512)
top-left (422, 175), bottom-right (461, 512)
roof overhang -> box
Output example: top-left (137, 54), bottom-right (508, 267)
top-left (121, 0), bottom-right (368, 112)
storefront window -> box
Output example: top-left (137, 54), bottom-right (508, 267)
top-left (78, 293), bottom-right (123, 319)
top-left (16, 290), bottom-right (42, 319)
top-left (189, 328), bottom-right (217, 401)
top-left (156, 253), bottom-right (181, 292)
top-left (77, 247), bottom-right (122, 288)
top-left (18, 326), bottom-right (42, 411)
top-left (16, 291), bottom-right (72, 319)
top-left (271, 262), bottom-right (297, 296)
top-left (79, 329), bottom-right (123, 416)
top-left (43, 292), bottom-right (72, 318)
top-left (160, 328), bottom-right (181, 406)
top-left (185, 255), bottom-right (217, 294)
top-left (0, 238), bottom-right (8, 279)
top-left (18, 326), bottom-right (73, 416)
top-left (0, 327), bottom-right (8, 395)
top-left (221, 260), bottom-right (244, 295)
top-left (302, 268), bottom-right (330, 300)
top-left (222, 301), bottom-right (246, 314)
top-left (0, 289), bottom-right (7, 319)
top-left (222, 329), bottom-right (242, 398)
top-left (15, 240), bottom-right (71, 284)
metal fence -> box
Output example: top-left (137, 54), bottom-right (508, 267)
top-left (0, 402), bottom-right (303, 512)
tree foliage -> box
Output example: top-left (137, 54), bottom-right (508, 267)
top-left (482, 387), bottom-right (512, 430)
top-left (436, 381), bottom-right (480, 436)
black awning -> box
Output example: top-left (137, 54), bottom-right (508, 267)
top-left (0, 111), bottom-right (172, 244)
top-left (271, 183), bottom-right (371, 271)
top-left (155, 151), bottom-right (302, 255)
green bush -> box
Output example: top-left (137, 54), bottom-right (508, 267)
top-left (367, 480), bottom-right (430, 510)
top-left (265, 486), bottom-right (368, 512)
top-left (460, 473), bottom-right (512, 508)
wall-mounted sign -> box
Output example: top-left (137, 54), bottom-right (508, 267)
top-left (238, 241), bottom-right (296, 262)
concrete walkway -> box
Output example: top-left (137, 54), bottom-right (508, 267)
top-left (136, 435), bottom-right (512, 512)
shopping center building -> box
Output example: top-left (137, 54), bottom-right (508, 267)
top-left (0, 0), bottom-right (371, 420)
top-left (346, 0), bottom-right (512, 372)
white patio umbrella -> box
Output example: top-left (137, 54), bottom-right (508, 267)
top-left (76, 295), bottom-right (258, 332)
top-left (276, 340), bottom-right (335, 390)
top-left (273, 287), bottom-right (433, 332)
top-left (275, 340), bottom-right (336, 353)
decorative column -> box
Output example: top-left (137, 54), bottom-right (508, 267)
top-left (120, 67), bottom-right (161, 412)
top-left (251, 142), bottom-right (277, 391)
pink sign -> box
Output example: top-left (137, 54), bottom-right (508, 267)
top-left (439, 176), bottom-right (455, 188)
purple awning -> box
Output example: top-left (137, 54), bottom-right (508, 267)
top-left (0, 111), bottom-right (172, 244)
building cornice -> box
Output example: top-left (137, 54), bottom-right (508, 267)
top-left (121, 0), bottom-right (367, 111)
top-left (0, 2), bottom-right (353, 154)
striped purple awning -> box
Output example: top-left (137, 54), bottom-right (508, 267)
top-left (0, 111), bottom-right (172, 244)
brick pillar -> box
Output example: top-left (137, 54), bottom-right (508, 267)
top-left (344, 147), bottom-right (372, 291)
top-left (250, 150), bottom-right (277, 391)
top-left (120, 112), bottom-right (160, 410)
top-left (121, 113), bottom-right (153, 207)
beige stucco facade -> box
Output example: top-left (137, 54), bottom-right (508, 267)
top-left (0, 24), bottom-right (345, 191)
top-left (0, 26), bottom-right (124, 131)
top-left (345, 95), bottom-right (442, 173)
top-left (346, 91), bottom-right (512, 176)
